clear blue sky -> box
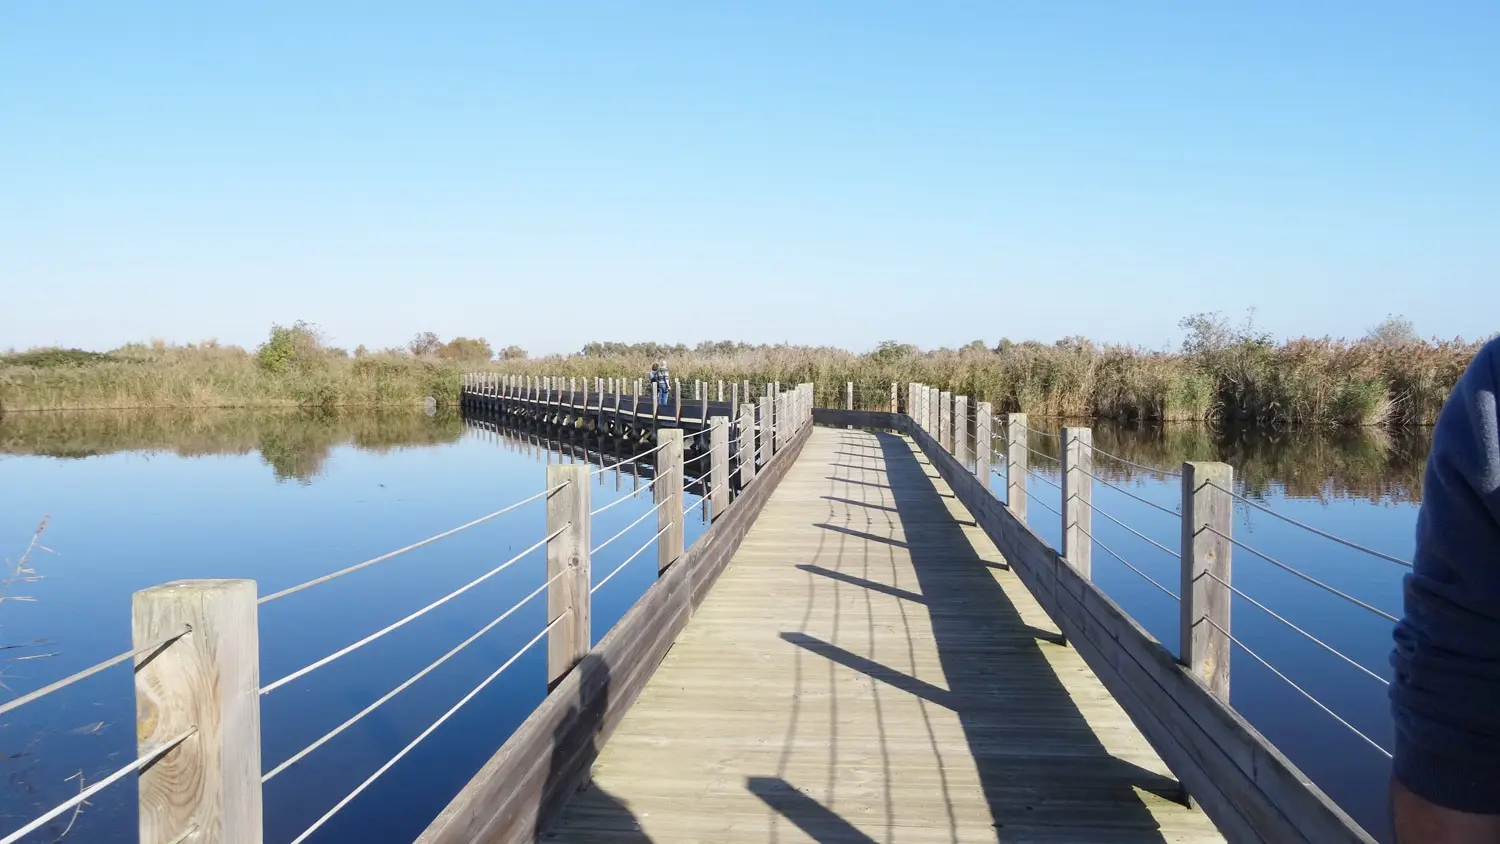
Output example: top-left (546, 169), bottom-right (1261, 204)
top-left (2, 2), bottom-right (1496, 355)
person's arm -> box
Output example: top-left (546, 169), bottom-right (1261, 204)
top-left (1390, 338), bottom-right (1500, 842)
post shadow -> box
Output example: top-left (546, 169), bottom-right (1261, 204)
top-left (537, 654), bottom-right (652, 842)
top-left (776, 430), bottom-right (1180, 841)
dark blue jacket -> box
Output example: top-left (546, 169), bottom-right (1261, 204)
top-left (1391, 336), bottom-right (1500, 812)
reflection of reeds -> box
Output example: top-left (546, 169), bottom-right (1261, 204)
top-left (1018, 422), bottom-right (1429, 505)
top-left (0, 409), bottom-right (465, 484)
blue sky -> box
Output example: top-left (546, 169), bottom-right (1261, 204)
top-left (2, 2), bottom-right (1496, 355)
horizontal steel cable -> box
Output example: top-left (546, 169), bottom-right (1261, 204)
top-left (590, 440), bottom-right (669, 477)
top-left (591, 523), bottom-right (673, 595)
top-left (1203, 572), bottom-right (1387, 685)
top-left (0, 625), bottom-right (190, 719)
top-left (1074, 521), bottom-right (1179, 600)
top-left (1023, 464), bottom-right (1062, 491)
top-left (1024, 444), bottom-right (1062, 464)
top-left (261, 525), bottom-right (566, 695)
top-left (1205, 617), bottom-right (1391, 758)
top-left (591, 500), bottom-right (665, 555)
top-left (258, 484), bottom-right (566, 604)
top-left (1204, 526), bottom-right (1398, 623)
top-left (589, 475), bottom-right (660, 516)
top-left (683, 449), bottom-right (711, 466)
top-left (1026, 426), bottom-right (1061, 441)
top-left (1207, 481), bottom-right (1411, 568)
top-left (1085, 470), bottom-right (1182, 518)
top-left (262, 566), bottom-right (567, 783)
top-left (1088, 444), bottom-right (1182, 478)
top-left (288, 615), bottom-right (565, 844)
top-left (0, 727), bottom-right (197, 844)
top-left (1089, 503), bottom-right (1180, 558)
top-left (1029, 493), bottom-right (1063, 518)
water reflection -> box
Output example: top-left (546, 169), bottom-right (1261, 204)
top-left (1018, 421), bottom-right (1429, 505)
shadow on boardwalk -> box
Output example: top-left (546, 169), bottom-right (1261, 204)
top-left (775, 429), bottom-right (1181, 842)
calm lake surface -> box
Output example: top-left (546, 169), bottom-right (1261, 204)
top-left (0, 409), bottom-right (1422, 842)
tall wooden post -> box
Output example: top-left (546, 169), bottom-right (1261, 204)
top-left (546, 464), bottom-right (590, 689)
top-left (655, 429), bottom-right (685, 573)
top-left (700, 392), bottom-right (708, 427)
top-left (1007, 413), bottom-right (1029, 522)
top-left (890, 382), bottom-right (898, 414)
top-left (730, 382), bottom-right (739, 430)
top-left (718, 380), bottom-right (724, 402)
top-left (738, 404), bottom-right (757, 486)
top-left (759, 396), bottom-right (774, 462)
top-left (674, 379), bottom-right (682, 424)
top-left (954, 396), bottom-right (969, 465)
top-left (1182, 462), bottom-right (1233, 702)
top-left (709, 416), bottom-right (729, 519)
top-left (133, 579), bottom-right (262, 844)
top-left (975, 401), bottom-right (993, 482)
top-left (846, 381), bottom-right (854, 411)
top-left (939, 391), bottom-right (952, 452)
top-left (1063, 427), bottom-right (1093, 580)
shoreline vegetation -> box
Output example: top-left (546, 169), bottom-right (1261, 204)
top-left (1, 314), bottom-right (1483, 427)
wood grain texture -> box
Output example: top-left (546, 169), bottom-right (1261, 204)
top-left (1007, 413), bottom-right (1029, 523)
top-left (656, 429), bottom-right (685, 572)
top-left (546, 428), bottom-right (1225, 844)
top-left (133, 579), bottom-right (261, 844)
top-left (1181, 462), bottom-right (1233, 703)
top-left (975, 401), bottom-right (993, 484)
top-left (415, 422), bottom-right (812, 844)
top-left (907, 419), bottom-right (1374, 844)
top-left (954, 395), bottom-right (969, 465)
top-left (1063, 427), bottom-right (1093, 582)
top-left (547, 465), bottom-right (591, 690)
top-left (710, 416), bottom-right (730, 519)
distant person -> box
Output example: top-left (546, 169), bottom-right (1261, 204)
top-left (1390, 336), bottom-right (1500, 842)
top-left (649, 361), bottom-right (671, 408)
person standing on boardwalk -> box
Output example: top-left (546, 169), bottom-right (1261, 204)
top-left (648, 361), bottom-right (671, 408)
top-left (1390, 336), bottom-right (1500, 842)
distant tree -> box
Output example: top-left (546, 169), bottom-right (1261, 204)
top-left (438, 337), bottom-right (494, 362)
top-left (868, 341), bottom-right (917, 365)
top-left (961, 340), bottom-right (989, 355)
top-left (408, 331), bottom-right (442, 357)
top-left (256, 321), bottom-right (325, 374)
top-left (1364, 314), bottom-right (1418, 346)
top-left (498, 345), bottom-right (528, 360)
top-left (353, 344), bottom-right (369, 358)
top-left (993, 338), bottom-right (1015, 354)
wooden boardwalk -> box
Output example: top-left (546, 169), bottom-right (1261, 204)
top-left (546, 427), bottom-right (1226, 843)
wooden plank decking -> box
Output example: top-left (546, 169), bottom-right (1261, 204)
top-left (545, 427), bottom-right (1226, 843)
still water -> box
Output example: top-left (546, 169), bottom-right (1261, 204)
top-left (0, 409), bottom-right (1422, 842)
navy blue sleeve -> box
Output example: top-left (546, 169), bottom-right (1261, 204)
top-left (1390, 337), bottom-right (1500, 812)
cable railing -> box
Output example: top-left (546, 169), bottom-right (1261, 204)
top-left (904, 380), bottom-right (1403, 782)
top-left (0, 381), bottom-right (817, 844)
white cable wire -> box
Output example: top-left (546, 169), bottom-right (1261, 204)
top-left (1205, 526), bottom-right (1398, 623)
top-left (1073, 522), bottom-right (1179, 600)
top-left (1086, 470), bottom-right (1183, 518)
top-left (0, 626), bottom-right (190, 718)
top-left (591, 500), bottom-right (665, 555)
top-left (258, 484), bottom-right (566, 604)
top-left (1090, 503), bottom-right (1180, 558)
top-left (262, 566), bottom-right (566, 783)
top-left (1205, 617), bottom-right (1391, 758)
top-left (261, 525), bottom-right (566, 695)
top-left (287, 615), bottom-right (563, 844)
top-left (1207, 481), bottom-right (1411, 568)
top-left (590, 440), bottom-right (669, 477)
top-left (1088, 444), bottom-right (1182, 478)
top-left (0, 728), bottom-right (197, 844)
top-left (1204, 572), bottom-right (1387, 686)
top-left (589, 475), bottom-right (660, 516)
top-left (591, 523), bottom-right (672, 595)
top-left (1023, 465), bottom-right (1063, 491)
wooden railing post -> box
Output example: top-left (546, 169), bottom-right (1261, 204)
top-left (709, 416), bottom-right (729, 519)
top-left (954, 396), bottom-right (969, 465)
top-left (546, 464), bottom-right (590, 689)
top-left (1063, 427), bottom-right (1093, 580)
top-left (1181, 461), bottom-right (1233, 702)
top-left (673, 379), bottom-right (682, 423)
top-left (890, 382), bottom-right (898, 414)
top-left (846, 381), bottom-right (854, 411)
top-left (655, 429), bottom-right (684, 573)
top-left (1007, 413), bottom-right (1029, 522)
top-left (738, 403), bottom-right (757, 486)
top-left (133, 579), bottom-right (262, 844)
top-left (759, 396), bottom-right (774, 462)
top-left (975, 401), bottom-right (992, 481)
top-left (939, 391), bottom-right (952, 452)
